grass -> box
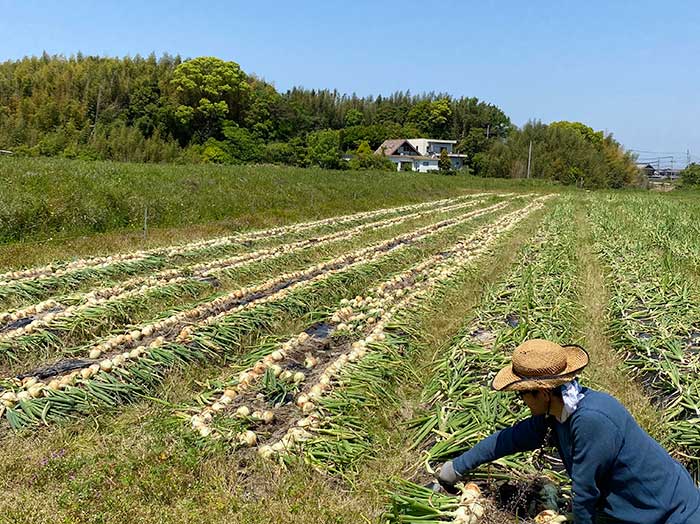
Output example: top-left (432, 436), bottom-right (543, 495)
top-left (573, 203), bottom-right (666, 440)
top-left (0, 156), bottom-right (560, 253)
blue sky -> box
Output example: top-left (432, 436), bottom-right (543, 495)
top-left (1, 0), bottom-right (699, 166)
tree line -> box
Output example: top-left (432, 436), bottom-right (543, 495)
top-left (0, 53), bottom-right (637, 187)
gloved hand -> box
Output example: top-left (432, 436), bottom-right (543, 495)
top-left (436, 460), bottom-right (462, 493)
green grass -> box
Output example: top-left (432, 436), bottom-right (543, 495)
top-left (0, 157), bottom-right (558, 246)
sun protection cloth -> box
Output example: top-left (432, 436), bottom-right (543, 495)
top-left (491, 339), bottom-right (589, 391)
top-left (452, 388), bottom-right (700, 524)
top-left (557, 379), bottom-right (585, 423)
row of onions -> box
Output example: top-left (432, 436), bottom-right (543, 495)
top-left (0, 198), bottom-right (518, 427)
top-left (0, 197), bottom-right (492, 365)
top-left (0, 195), bottom-right (488, 341)
top-left (386, 197), bottom-right (580, 523)
top-left (0, 193), bottom-right (492, 301)
top-left (587, 194), bottom-right (700, 476)
top-left (173, 197), bottom-right (548, 480)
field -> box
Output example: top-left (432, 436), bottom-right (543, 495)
top-left (0, 167), bottom-right (699, 524)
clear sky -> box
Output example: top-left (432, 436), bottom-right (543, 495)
top-left (1, 0), bottom-right (699, 166)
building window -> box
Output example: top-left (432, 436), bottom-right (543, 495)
top-left (423, 161), bottom-right (429, 166)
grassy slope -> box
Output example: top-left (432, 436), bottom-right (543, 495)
top-left (0, 157), bottom-right (559, 270)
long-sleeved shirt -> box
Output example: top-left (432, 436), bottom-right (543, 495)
top-left (452, 388), bottom-right (700, 524)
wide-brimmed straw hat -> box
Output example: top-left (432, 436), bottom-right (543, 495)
top-left (492, 339), bottom-right (589, 391)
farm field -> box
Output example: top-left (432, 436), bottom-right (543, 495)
top-left (0, 187), bottom-right (699, 523)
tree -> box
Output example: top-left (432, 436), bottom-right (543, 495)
top-left (348, 140), bottom-right (394, 171)
top-left (344, 108), bottom-right (363, 127)
top-left (171, 57), bottom-right (249, 142)
top-left (352, 140), bottom-right (373, 167)
top-left (221, 122), bottom-right (262, 162)
top-left (306, 129), bottom-right (341, 169)
top-left (681, 163), bottom-right (700, 186)
top-left (439, 149), bottom-right (452, 172)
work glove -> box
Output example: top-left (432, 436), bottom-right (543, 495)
top-left (436, 460), bottom-right (462, 494)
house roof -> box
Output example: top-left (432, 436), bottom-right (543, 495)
top-left (375, 139), bottom-right (419, 156)
top-left (386, 155), bottom-right (437, 162)
top-left (408, 138), bottom-right (458, 144)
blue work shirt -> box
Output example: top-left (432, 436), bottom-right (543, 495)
top-left (452, 388), bottom-right (700, 524)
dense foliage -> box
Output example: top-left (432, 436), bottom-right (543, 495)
top-left (680, 163), bottom-right (700, 187)
top-left (0, 53), bottom-right (638, 187)
top-left (0, 53), bottom-right (508, 169)
top-left (473, 120), bottom-right (638, 188)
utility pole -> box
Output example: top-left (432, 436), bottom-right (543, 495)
top-left (688, 149), bottom-right (691, 166)
top-left (526, 140), bottom-right (533, 179)
top-left (486, 124), bottom-right (490, 139)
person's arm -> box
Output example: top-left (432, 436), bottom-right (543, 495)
top-left (452, 414), bottom-right (548, 475)
top-left (569, 411), bottom-right (619, 524)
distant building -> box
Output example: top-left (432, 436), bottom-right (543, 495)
top-left (636, 163), bottom-right (656, 178)
top-left (637, 163), bottom-right (683, 181)
top-left (374, 139), bottom-right (439, 173)
top-left (375, 138), bottom-right (467, 172)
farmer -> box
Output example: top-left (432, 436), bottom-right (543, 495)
top-left (436, 339), bottom-right (700, 524)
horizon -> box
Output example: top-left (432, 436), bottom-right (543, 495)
top-left (1, 0), bottom-right (699, 168)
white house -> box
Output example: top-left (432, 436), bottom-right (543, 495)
top-left (374, 139), bottom-right (439, 173)
top-left (408, 138), bottom-right (468, 170)
top-left (374, 138), bottom-right (467, 172)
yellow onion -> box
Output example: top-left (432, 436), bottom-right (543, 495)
top-left (237, 430), bottom-right (257, 447)
top-left (235, 406), bottom-right (250, 418)
top-left (28, 385), bottom-right (44, 398)
top-left (257, 445), bottom-right (274, 459)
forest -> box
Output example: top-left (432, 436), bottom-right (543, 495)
top-left (0, 53), bottom-right (637, 187)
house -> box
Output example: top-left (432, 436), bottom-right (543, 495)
top-left (374, 138), bottom-right (467, 172)
top-left (374, 139), bottom-right (439, 173)
top-left (408, 139), bottom-right (468, 170)
top-left (637, 163), bottom-right (683, 181)
top-left (636, 163), bottom-right (656, 178)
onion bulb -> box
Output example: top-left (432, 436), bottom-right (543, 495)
top-left (237, 430), bottom-right (257, 447)
top-left (235, 406), bottom-right (250, 418)
top-left (257, 445), bottom-right (274, 459)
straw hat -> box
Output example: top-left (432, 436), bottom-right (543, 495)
top-left (492, 339), bottom-right (589, 391)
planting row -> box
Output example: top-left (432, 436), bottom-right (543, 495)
top-left (0, 197), bottom-right (524, 427)
top-left (0, 195), bottom-right (492, 358)
top-left (174, 197), bottom-right (551, 469)
top-left (386, 198), bottom-right (580, 523)
top-left (587, 196), bottom-right (700, 474)
top-left (0, 193), bottom-right (493, 295)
